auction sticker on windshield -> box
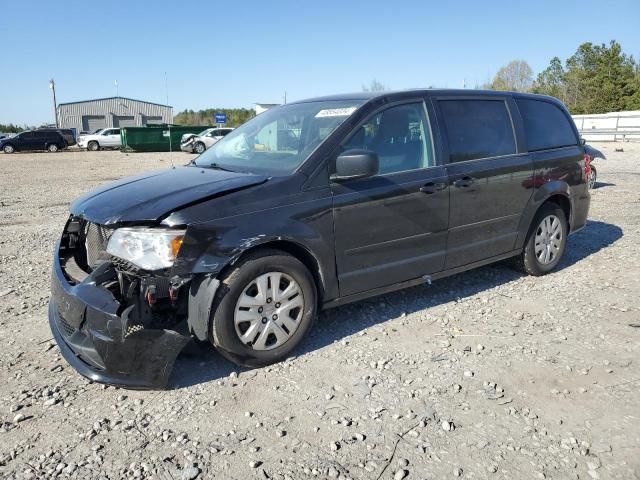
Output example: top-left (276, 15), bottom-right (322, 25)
top-left (315, 107), bottom-right (357, 118)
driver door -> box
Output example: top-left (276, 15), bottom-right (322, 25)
top-left (331, 100), bottom-right (449, 297)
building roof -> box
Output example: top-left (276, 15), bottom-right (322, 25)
top-left (57, 96), bottom-right (172, 108)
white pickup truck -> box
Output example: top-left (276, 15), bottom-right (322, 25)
top-left (77, 128), bottom-right (122, 151)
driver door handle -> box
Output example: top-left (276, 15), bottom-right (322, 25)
top-left (420, 182), bottom-right (447, 194)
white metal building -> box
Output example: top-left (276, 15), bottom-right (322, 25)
top-left (57, 97), bottom-right (172, 134)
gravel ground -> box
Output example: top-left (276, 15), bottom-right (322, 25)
top-left (0, 144), bottom-right (638, 480)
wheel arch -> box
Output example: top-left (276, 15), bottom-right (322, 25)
top-left (516, 183), bottom-right (573, 250)
top-left (219, 239), bottom-right (326, 303)
top-left (187, 239), bottom-right (326, 343)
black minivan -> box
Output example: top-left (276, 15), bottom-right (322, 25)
top-left (49, 89), bottom-right (590, 388)
top-left (1, 130), bottom-right (67, 153)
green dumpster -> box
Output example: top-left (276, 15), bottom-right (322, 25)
top-left (120, 125), bottom-right (208, 152)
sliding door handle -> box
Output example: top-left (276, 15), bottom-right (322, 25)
top-left (452, 176), bottom-right (475, 188)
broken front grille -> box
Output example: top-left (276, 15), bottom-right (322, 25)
top-left (84, 222), bottom-right (113, 269)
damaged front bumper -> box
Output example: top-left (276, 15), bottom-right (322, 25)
top-left (49, 216), bottom-right (223, 389)
top-left (49, 248), bottom-right (192, 389)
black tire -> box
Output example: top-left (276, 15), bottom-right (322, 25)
top-left (209, 249), bottom-right (317, 368)
top-left (47, 143), bottom-right (59, 152)
top-left (588, 167), bottom-right (597, 189)
top-left (3, 144), bottom-right (15, 154)
top-left (193, 142), bottom-right (206, 154)
top-left (512, 203), bottom-right (568, 276)
top-left (88, 141), bottom-right (99, 151)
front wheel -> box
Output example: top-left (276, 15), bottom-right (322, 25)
top-left (512, 203), bottom-right (567, 276)
top-left (3, 144), bottom-right (15, 154)
top-left (47, 143), bottom-right (59, 152)
top-left (87, 141), bottom-right (99, 151)
top-left (193, 142), bottom-right (206, 154)
top-left (209, 250), bottom-right (317, 367)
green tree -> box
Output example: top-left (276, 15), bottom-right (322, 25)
top-left (173, 108), bottom-right (256, 128)
top-left (0, 123), bottom-right (30, 133)
top-left (532, 57), bottom-right (566, 101)
top-left (533, 41), bottom-right (640, 114)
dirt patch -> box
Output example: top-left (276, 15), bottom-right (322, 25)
top-left (0, 145), bottom-right (638, 479)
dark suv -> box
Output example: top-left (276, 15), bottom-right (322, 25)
top-left (37, 128), bottom-right (77, 146)
top-left (49, 89), bottom-right (590, 388)
top-left (1, 130), bottom-right (67, 153)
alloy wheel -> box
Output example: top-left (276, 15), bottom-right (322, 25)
top-left (234, 272), bottom-right (304, 350)
top-left (534, 214), bottom-right (563, 265)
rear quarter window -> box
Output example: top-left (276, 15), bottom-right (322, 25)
top-left (438, 99), bottom-right (516, 162)
top-left (516, 98), bottom-right (578, 151)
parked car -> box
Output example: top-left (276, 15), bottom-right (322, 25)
top-left (180, 127), bottom-right (234, 154)
top-left (584, 144), bottom-right (605, 189)
top-left (49, 89), bottom-right (590, 389)
top-left (36, 128), bottom-right (77, 146)
top-left (1, 130), bottom-right (66, 153)
top-left (77, 128), bottom-right (122, 151)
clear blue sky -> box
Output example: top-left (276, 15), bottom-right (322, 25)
top-left (1, 0), bottom-right (639, 125)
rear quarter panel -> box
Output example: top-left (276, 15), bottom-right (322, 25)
top-left (515, 145), bottom-right (588, 249)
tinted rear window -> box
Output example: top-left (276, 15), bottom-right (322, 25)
top-left (439, 99), bottom-right (516, 162)
top-left (516, 99), bottom-right (577, 151)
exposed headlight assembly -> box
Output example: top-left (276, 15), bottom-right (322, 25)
top-left (106, 227), bottom-right (185, 271)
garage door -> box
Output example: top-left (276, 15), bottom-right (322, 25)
top-left (82, 115), bottom-right (106, 132)
top-left (143, 116), bottom-right (163, 125)
top-left (114, 116), bottom-right (135, 127)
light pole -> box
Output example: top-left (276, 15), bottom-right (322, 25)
top-left (49, 79), bottom-right (59, 128)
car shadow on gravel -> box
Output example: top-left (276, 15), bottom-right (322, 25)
top-left (168, 219), bottom-right (622, 389)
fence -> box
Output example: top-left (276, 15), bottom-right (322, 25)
top-left (572, 111), bottom-right (640, 142)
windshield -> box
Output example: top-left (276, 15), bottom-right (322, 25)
top-left (197, 129), bottom-right (213, 136)
top-left (194, 100), bottom-right (365, 175)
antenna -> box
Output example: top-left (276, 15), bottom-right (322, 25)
top-left (165, 72), bottom-right (175, 168)
top-left (115, 80), bottom-right (119, 98)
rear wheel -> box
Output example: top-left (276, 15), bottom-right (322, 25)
top-left (3, 144), bottom-right (15, 154)
top-left (87, 141), bottom-right (99, 151)
top-left (193, 142), bottom-right (206, 154)
top-left (512, 203), bottom-right (567, 276)
top-left (47, 143), bottom-right (59, 152)
top-left (209, 250), bottom-right (317, 367)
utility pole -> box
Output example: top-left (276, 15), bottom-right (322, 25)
top-left (49, 79), bottom-right (59, 128)
top-left (283, 91), bottom-right (287, 104)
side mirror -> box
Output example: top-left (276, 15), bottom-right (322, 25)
top-left (330, 149), bottom-right (379, 182)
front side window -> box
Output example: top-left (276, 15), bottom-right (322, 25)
top-left (516, 98), bottom-right (578, 151)
top-left (439, 99), bottom-right (516, 162)
top-left (195, 100), bottom-right (365, 175)
top-left (342, 102), bottom-right (434, 175)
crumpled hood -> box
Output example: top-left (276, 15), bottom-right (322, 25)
top-left (70, 166), bottom-right (268, 225)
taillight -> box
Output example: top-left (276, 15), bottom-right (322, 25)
top-left (583, 153), bottom-right (592, 182)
